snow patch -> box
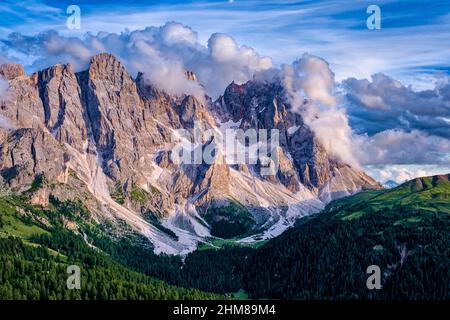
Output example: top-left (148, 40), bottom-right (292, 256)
top-left (287, 125), bottom-right (300, 135)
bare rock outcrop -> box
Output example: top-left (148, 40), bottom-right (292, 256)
top-left (0, 53), bottom-right (383, 252)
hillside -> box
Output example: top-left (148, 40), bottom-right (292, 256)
top-left (1, 172), bottom-right (448, 300)
top-left (327, 174), bottom-right (450, 216)
top-left (0, 196), bottom-right (220, 300)
top-left (243, 174), bottom-right (450, 299)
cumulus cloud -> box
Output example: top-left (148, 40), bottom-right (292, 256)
top-left (343, 73), bottom-right (450, 138)
top-left (281, 54), bottom-right (450, 169)
top-left (282, 53), bottom-right (358, 168)
top-left (0, 22), bottom-right (272, 99)
top-left (204, 33), bottom-right (272, 97)
top-left (342, 73), bottom-right (450, 168)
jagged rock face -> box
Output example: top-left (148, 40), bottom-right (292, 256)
top-left (0, 64), bottom-right (45, 129)
top-left (80, 53), bottom-right (165, 183)
top-left (137, 73), bottom-right (216, 131)
top-left (275, 146), bottom-right (301, 193)
top-left (35, 64), bottom-right (89, 151)
top-left (288, 124), bottom-right (337, 190)
top-left (218, 82), bottom-right (246, 121)
top-left (179, 95), bottom-right (216, 130)
top-left (217, 80), bottom-right (317, 191)
top-left (0, 128), bottom-right (68, 187)
top-left (192, 151), bottom-right (231, 205)
top-left (84, 52), bottom-right (146, 154)
top-left (0, 64), bottom-right (25, 80)
top-left (80, 54), bottom-right (216, 189)
top-left (217, 79), bottom-right (381, 197)
top-left (136, 70), bottom-right (225, 207)
top-left (136, 73), bottom-right (183, 130)
top-left (0, 53), bottom-right (382, 254)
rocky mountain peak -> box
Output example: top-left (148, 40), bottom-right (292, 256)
top-left (216, 78), bottom-right (381, 197)
top-left (0, 63), bottom-right (25, 80)
top-left (36, 63), bottom-right (74, 82)
top-left (0, 53), bottom-right (382, 254)
top-left (88, 53), bottom-right (132, 85)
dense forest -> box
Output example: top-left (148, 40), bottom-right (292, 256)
top-left (33, 225), bottom-right (252, 295)
top-left (243, 176), bottom-right (450, 299)
top-left (245, 204), bottom-right (449, 299)
top-left (0, 234), bottom-right (220, 300)
top-left (0, 196), bottom-right (220, 300)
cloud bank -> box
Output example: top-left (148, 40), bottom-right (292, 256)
top-left (344, 73), bottom-right (450, 138)
top-left (343, 73), bottom-right (450, 167)
top-left (281, 54), bottom-right (450, 169)
top-left (354, 129), bottom-right (450, 166)
top-left (1, 22), bottom-right (272, 99)
top-left (365, 164), bottom-right (450, 185)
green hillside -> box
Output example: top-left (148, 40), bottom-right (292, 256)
top-left (0, 196), bottom-right (220, 300)
top-left (244, 174), bottom-right (450, 299)
top-left (328, 174), bottom-right (450, 217)
top-left (0, 174), bottom-right (449, 300)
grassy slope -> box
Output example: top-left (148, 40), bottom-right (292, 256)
top-left (328, 174), bottom-right (450, 219)
top-left (0, 197), bottom-right (49, 239)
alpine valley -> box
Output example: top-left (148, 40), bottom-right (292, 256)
top-left (0, 54), bottom-right (448, 300)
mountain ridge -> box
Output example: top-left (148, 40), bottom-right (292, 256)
top-left (0, 53), bottom-right (381, 254)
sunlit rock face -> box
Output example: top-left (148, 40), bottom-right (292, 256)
top-left (0, 54), bottom-right (381, 254)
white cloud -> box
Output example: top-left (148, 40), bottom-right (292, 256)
top-left (354, 129), bottom-right (450, 166)
top-left (3, 0), bottom-right (450, 92)
top-left (281, 54), bottom-right (450, 169)
top-left (282, 53), bottom-right (358, 168)
top-left (160, 22), bottom-right (198, 46)
top-left (1, 22), bottom-right (273, 100)
top-left (202, 33), bottom-right (272, 97)
top-left (141, 59), bottom-right (206, 104)
top-left (1, 22), bottom-right (448, 175)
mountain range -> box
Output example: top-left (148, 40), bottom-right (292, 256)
top-left (0, 53), bottom-right (381, 254)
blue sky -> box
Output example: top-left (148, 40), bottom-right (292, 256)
top-left (0, 0), bottom-right (449, 183)
top-left (1, 0), bottom-right (450, 89)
